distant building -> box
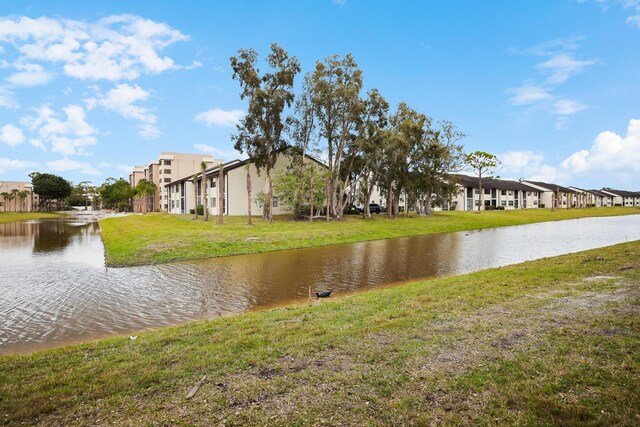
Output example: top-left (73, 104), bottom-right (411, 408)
top-left (522, 180), bottom-right (577, 209)
top-left (450, 175), bottom-right (542, 211)
top-left (129, 152), bottom-right (218, 212)
top-left (167, 154), bottom-right (325, 216)
top-left (0, 181), bottom-right (39, 212)
top-left (600, 189), bottom-right (640, 207)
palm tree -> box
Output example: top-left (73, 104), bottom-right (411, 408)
top-left (134, 179), bottom-right (156, 214)
top-left (10, 189), bottom-right (18, 212)
top-left (0, 192), bottom-right (8, 212)
top-left (201, 161), bottom-right (208, 222)
top-left (192, 174), bottom-right (199, 219)
top-left (17, 190), bottom-right (29, 212)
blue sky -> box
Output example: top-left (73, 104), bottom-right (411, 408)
top-left (0, 0), bottom-right (639, 189)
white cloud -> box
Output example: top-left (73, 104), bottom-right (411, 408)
top-left (507, 84), bottom-right (553, 105)
top-left (194, 108), bottom-right (244, 127)
top-left (0, 158), bottom-right (37, 174)
top-left (559, 118), bottom-right (640, 174)
top-left (628, 14), bottom-right (640, 26)
top-left (499, 150), bottom-right (544, 173)
top-left (29, 138), bottom-right (46, 151)
top-left (0, 87), bottom-right (18, 109)
top-left (137, 123), bottom-right (162, 139)
top-left (553, 99), bottom-right (588, 115)
top-left (46, 157), bottom-right (101, 175)
top-left (86, 83), bottom-right (160, 139)
top-left (535, 53), bottom-right (596, 85)
top-left (507, 39), bottom-right (595, 128)
top-left (0, 124), bottom-right (26, 147)
top-left (21, 104), bottom-right (98, 155)
top-left (193, 143), bottom-right (236, 161)
top-left (0, 14), bottom-right (192, 82)
top-left (6, 63), bottom-right (53, 86)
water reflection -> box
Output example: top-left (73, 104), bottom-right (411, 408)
top-left (1, 215), bottom-right (639, 354)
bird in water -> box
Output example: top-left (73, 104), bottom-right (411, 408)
top-left (315, 290), bottom-right (332, 298)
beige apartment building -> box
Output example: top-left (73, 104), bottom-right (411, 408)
top-left (0, 181), bottom-right (39, 212)
top-left (129, 152), bottom-right (218, 212)
top-left (167, 154), bottom-right (325, 216)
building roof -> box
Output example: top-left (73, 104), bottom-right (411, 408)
top-left (453, 174), bottom-right (541, 192)
top-left (588, 189), bottom-right (612, 198)
top-left (523, 180), bottom-right (576, 193)
top-left (601, 189), bottom-right (640, 197)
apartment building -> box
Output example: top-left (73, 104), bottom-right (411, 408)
top-left (167, 154), bottom-right (324, 216)
top-left (450, 175), bottom-right (542, 211)
top-left (601, 189), bottom-right (640, 207)
top-left (129, 152), bottom-right (217, 212)
top-left (522, 180), bottom-right (577, 209)
top-left (0, 181), bottom-right (39, 212)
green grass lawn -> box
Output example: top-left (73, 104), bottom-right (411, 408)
top-left (100, 207), bottom-right (640, 266)
top-left (1, 241), bottom-right (638, 425)
top-left (0, 212), bottom-right (63, 224)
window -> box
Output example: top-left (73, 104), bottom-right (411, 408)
top-left (484, 188), bottom-right (490, 195)
top-left (508, 191), bottom-right (513, 196)
top-left (164, 169), bottom-right (171, 174)
top-left (211, 197), bottom-right (216, 208)
top-left (164, 160), bottom-right (172, 166)
top-left (475, 189), bottom-right (479, 194)
top-left (211, 178), bottom-right (216, 188)
top-left (501, 200), bottom-right (506, 206)
top-left (534, 200), bottom-right (538, 205)
top-left (273, 197), bottom-right (278, 208)
top-left (164, 178), bottom-right (171, 183)
top-left (501, 190), bottom-right (506, 196)
top-left (171, 200), bottom-right (175, 209)
top-left (508, 201), bottom-right (514, 206)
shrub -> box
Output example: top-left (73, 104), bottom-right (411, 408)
top-left (540, 204), bottom-right (546, 208)
top-left (189, 205), bottom-right (204, 215)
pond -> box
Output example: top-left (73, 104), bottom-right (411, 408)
top-left (1, 214), bottom-right (639, 354)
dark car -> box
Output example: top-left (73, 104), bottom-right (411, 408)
top-left (360, 203), bottom-right (381, 214)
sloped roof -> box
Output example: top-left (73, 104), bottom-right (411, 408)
top-left (602, 189), bottom-right (640, 197)
top-left (523, 180), bottom-right (576, 193)
top-left (453, 174), bottom-right (541, 192)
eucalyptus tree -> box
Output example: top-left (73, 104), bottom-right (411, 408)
top-left (230, 42), bottom-right (300, 223)
top-left (217, 162), bottom-right (225, 224)
top-left (341, 89), bottom-right (389, 218)
top-left (201, 161), bottom-right (209, 222)
top-left (465, 151), bottom-right (500, 212)
top-left (309, 54), bottom-right (362, 219)
top-left (287, 74), bottom-right (318, 220)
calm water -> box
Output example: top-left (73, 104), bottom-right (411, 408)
top-left (1, 215), bottom-right (640, 354)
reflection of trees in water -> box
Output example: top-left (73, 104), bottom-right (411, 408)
top-left (31, 220), bottom-right (98, 253)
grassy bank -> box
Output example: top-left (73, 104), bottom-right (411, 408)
top-left (0, 212), bottom-right (63, 224)
top-left (1, 241), bottom-right (639, 425)
top-left (100, 207), bottom-right (640, 266)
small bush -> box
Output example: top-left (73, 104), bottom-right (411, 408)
top-left (189, 205), bottom-right (204, 215)
top-left (540, 204), bottom-right (546, 208)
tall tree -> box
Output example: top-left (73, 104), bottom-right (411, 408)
top-left (310, 54), bottom-right (363, 219)
top-left (201, 161), bottom-right (209, 222)
top-left (230, 42), bottom-right (300, 223)
top-left (191, 174), bottom-right (199, 219)
top-left (217, 162), bottom-right (225, 224)
top-left (99, 178), bottom-right (135, 211)
top-left (465, 151), bottom-right (500, 212)
top-left (29, 172), bottom-right (72, 211)
top-left (245, 164), bottom-right (252, 225)
top-left (287, 74), bottom-right (318, 220)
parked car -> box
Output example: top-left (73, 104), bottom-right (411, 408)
top-left (359, 203), bottom-right (381, 214)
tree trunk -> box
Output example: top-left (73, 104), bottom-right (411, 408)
top-left (194, 183), bottom-right (198, 219)
top-left (387, 182), bottom-right (393, 218)
top-left (247, 167), bottom-right (252, 225)
top-left (325, 175), bottom-right (330, 222)
top-left (266, 172), bottom-right (273, 223)
top-left (203, 176), bottom-right (208, 222)
top-left (309, 172), bottom-right (314, 222)
top-left (478, 175), bottom-right (483, 212)
top-left (218, 163), bottom-right (224, 224)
